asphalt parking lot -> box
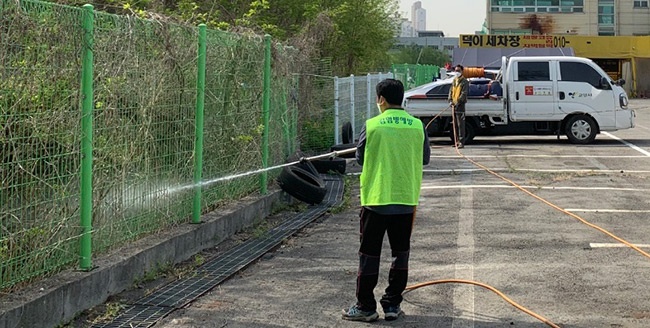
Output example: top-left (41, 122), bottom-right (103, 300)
top-left (155, 99), bottom-right (650, 328)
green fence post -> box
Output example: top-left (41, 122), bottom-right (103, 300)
top-left (193, 24), bottom-right (207, 224)
top-left (79, 3), bottom-right (94, 271)
top-left (261, 35), bottom-right (271, 194)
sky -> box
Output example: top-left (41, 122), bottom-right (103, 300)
top-left (398, 0), bottom-right (487, 37)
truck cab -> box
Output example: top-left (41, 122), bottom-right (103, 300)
top-left (505, 56), bottom-right (634, 143)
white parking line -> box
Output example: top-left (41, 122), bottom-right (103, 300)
top-left (452, 182), bottom-right (475, 327)
top-left (590, 243), bottom-right (650, 248)
top-left (564, 209), bottom-right (650, 213)
top-left (431, 155), bottom-right (648, 159)
top-left (422, 168), bottom-right (650, 174)
top-left (635, 124), bottom-right (650, 131)
top-left (603, 132), bottom-right (650, 157)
top-left (421, 184), bottom-right (650, 192)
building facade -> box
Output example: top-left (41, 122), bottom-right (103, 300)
top-left (399, 18), bottom-right (416, 37)
top-left (412, 1), bottom-right (427, 32)
top-left (487, 0), bottom-right (650, 36)
top-left (483, 0), bottom-right (650, 96)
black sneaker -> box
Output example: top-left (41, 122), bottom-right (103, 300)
top-left (383, 305), bottom-right (404, 321)
top-left (342, 304), bottom-right (379, 322)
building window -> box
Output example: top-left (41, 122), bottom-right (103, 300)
top-left (598, 26), bottom-right (615, 36)
top-left (598, 2), bottom-right (615, 26)
top-left (634, 1), bottom-right (649, 8)
top-left (490, 0), bottom-right (583, 12)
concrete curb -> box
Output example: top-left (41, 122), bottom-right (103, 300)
top-left (0, 189), bottom-right (287, 328)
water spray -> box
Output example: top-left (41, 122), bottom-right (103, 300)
top-left (159, 147), bottom-right (358, 196)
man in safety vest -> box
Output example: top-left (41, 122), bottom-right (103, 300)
top-left (448, 64), bottom-right (469, 148)
top-left (342, 79), bottom-right (430, 322)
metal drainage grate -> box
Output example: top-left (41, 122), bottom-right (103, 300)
top-left (93, 175), bottom-right (344, 328)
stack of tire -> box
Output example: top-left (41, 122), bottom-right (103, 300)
top-left (330, 121), bottom-right (356, 158)
top-left (277, 122), bottom-right (355, 205)
top-left (278, 151), bottom-right (346, 205)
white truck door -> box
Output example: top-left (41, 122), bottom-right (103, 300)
top-left (510, 61), bottom-right (556, 121)
top-left (557, 61), bottom-right (617, 129)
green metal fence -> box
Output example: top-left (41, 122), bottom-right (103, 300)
top-left (0, 0), bottom-right (312, 290)
top-left (392, 63), bottom-right (440, 91)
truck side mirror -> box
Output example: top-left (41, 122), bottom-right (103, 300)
top-left (600, 77), bottom-right (612, 90)
top-left (616, 79), bottom-right (626, 86)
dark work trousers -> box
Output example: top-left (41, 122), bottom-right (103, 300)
top-left (452, 103), bottom-right (466, 144)
top-left (356, 208), bottom-right (414, 311)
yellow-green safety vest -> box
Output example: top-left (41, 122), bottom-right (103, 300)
top-left (360, 109), bottom-right (424, 206)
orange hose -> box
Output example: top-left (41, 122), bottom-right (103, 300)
top-left (405, 123), bottom-right (650, 327)
top-left (453, 147), bottom-right (650, 260)
top-left (462, 67), bottom-right (485, 78)
top-left (424, 105), bottom-right (451, 131)
top-left (404, 279), bottom-right (561, 328)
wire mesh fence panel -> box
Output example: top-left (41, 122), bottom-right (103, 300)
top-left (392, 64), bottom-right (440, 90)
top-left (333, 73), bottom-right (394, 146)
top-left (0, 0), bottom-right (352, 291)
top-left (200, 30), bottom-right (266, 210)
top-left (91, 13), bottom-right (198, 253)
top-left (352, 75), bottom-right (371, 140)
top-left (336, 77), bottom-right (353, 146)
top-left (269, 45), bottom-right (299, 167)
top-left (0, 0), bottom-right (84, 290)
top-left (295, 59), bottom-right (335, 154)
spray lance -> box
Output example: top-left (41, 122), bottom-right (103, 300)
top-left (297, 147), bottom-right (357, 163)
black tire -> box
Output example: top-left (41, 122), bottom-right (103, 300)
top-left (342, 122), bottom-right (353, 144)
top-left (330, 143), bottom-right (357, 158)
top-left (565, 115), bottom-right (597, 144)
top-left (286, 151), bottom-right (321, 181)
top-left (465, 123), bottom-right (476, 143)
top-left (448, 122), bottom-right (476, 144)
top-left (278, 166), bottom-right (327, 204)
top-left (311, 157), bottom-right (347, 174)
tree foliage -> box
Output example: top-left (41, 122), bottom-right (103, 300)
top-left (390, 45), bottom-right (450, 67)
top-left (51, 0), bottom-right (399, 75)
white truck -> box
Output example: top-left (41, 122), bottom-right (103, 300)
top-left (403, 56), bottom-right (635, 144)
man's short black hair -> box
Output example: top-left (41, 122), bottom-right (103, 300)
top-left (376, 79), bottom-right (404, 106)
top-left (455, 64), bottom-right (464, 71)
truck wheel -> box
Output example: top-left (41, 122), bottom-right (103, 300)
top-left (565, 115), bottom-right (597, 144)
top-left (448, 122), bottom-right (476, 144)
top-left (464, 123), bottom-right (476, 144)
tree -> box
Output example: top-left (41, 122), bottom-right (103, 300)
top-left (52, 0), bottom-right (399, 75)
top-left (390, 45), bottom-right (450, 67)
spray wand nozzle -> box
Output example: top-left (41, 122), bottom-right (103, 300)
top-left (299, 147), bottom-right (357, 162)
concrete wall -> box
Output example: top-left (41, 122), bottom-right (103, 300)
top-left (0, 190), bottom-right (287, 328)
top-left (618, 0), bottom-right (650, 36)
